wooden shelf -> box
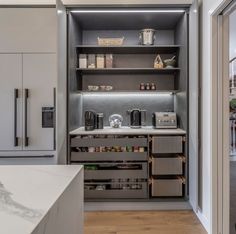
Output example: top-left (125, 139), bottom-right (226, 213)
top-left (76, 45), bottom-right (180, 54)
top-left (76, 68), bottom-right (180, 75)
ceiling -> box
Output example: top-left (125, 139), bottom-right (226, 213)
top-left (0, 0), bottom-right (192, 6)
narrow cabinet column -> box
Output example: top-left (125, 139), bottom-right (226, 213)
top-left (0, 54), bottom-right (22, 151)
top-left (22, 54), bottom-right (56, 151)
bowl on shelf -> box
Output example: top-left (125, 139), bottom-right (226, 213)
top-left (163, 56), bottom-right (176, 68)
top-left (88, 85), bottom-right (99, 91)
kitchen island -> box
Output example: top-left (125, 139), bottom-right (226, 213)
top-left (0, 165), bottom-right (83, 234)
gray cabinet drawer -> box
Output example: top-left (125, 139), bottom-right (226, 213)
top-left (152, 157), bottom-right (183, 175)
top-left (85, 182), bottom-right (148, 199)
top-left (71, 152), bottom-right (148, 162)
top-left (152, 136), bottom-right (183, 153)
top-left (83, 162), bottom-right (148, 180)
top-left (152, 179), bottom-right (183, 197)
top-left (71, 137), bottom-right (147, 147)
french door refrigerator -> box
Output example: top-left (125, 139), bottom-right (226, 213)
top-left (0, 53), bottom-right (56, 163)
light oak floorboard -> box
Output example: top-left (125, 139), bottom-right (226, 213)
top-left (84, 211), bottom-right (207, 234)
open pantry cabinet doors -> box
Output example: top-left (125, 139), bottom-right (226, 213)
top-left (188, 0), bottom-right (200, 213)
top-left (56, 0), bottom-right (67, 164)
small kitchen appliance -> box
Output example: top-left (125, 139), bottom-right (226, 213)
top-left (85, 111), bottom-right (97, 131)
top-left (153, 112), bottom-right (177, 129)
top-left (128, 109), bottom-right (146, 128)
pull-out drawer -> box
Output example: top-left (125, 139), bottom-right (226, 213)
top-left (85, 182), bottom-right (148, 199)
top-left (152, 136), bottom-right (183, 154)
top-left (82, 162), bottom-right (148, 180)
top-left (71, 152), bottom-right (148, 162)
top-left (152, 179), bottom-right (184, 197)
top-left (152, 157), bottom-right (183, 175)
top-left (71, 137), bottom-right (147, 147)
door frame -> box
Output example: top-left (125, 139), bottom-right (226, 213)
top-left (211, 0), bottom-right (236, 234)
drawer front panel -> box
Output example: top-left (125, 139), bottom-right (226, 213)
top-left (152, 136), bottom-right (183, 153)
top-left (71, 137), bottom-right (147, 147)
top-left (152, 179), bottom-right (183, 197)
top-left (152, 157), bottom-right (183, 175)
top-left (71, 152), bottom-right (148, 162)
top-left (85, 182), bottom-right (148, 199)
top-left (83, 163), bottom-right (148, 180)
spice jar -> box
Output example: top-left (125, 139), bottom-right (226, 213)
top-left (146, 83), bottom-right (150, 90)
top-left (151, 83), bottom-right (156, 90)
top-left (140, 83), bottom-right (145, 90)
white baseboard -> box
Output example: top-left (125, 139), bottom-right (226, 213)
top-left (195, 210), bottom-right (209, 233)
top-left (85, 201), bottom-right (192, 211)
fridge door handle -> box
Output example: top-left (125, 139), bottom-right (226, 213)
top-left (24, 89), bottom-right (29, 147)
top-left (53, 87), bottom-right (56, 150)
top-left (14, 89), bottom-right (19, 146)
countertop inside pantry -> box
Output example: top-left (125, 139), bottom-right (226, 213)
top-left (0, 165), bottom-right (83, 234)
top-left (70, 126), bottom-right (186, 135)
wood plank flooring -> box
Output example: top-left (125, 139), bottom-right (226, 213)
top-left (84, 211), bottom-right (207, 234)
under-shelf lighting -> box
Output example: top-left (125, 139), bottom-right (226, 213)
top-left (70, 9), bottom-right (185, 13)
top-left (80, 92), bottom-right (174, 97)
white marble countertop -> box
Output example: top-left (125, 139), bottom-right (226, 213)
top-left (70, 126), bottom-right (186, 135)
top-left (0, 165), bottom-right (83, 234)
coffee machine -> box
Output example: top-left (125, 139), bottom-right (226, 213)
top-left (128, 109), bottom-right (146, 128)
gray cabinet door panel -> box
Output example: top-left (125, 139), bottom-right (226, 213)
top-left (23, 54), bottom-right (56, 151)
top-left (0, 54), bottom-right (22, 151)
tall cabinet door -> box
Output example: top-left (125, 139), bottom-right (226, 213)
top-left (23, 54), bottom-right (56, 151)
top-left (189, 0), bottom-right (199, 212)
top-left (0, 54), bottom-right (22, 151)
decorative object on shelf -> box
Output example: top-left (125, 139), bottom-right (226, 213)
top-left (87, 54), bottom-right (96, 68)
top-left (109, 114), bottom-right (123, 128)
top-left (97, 113), bottom-right (104, 129)
top-left (105, 85), bottom-right (113, 91)
top-left (105, 54), bottom-right (113, 68)
top-left (163, 56), bottom-right (176, 68)
top-left (79, 54), bottom-right (87, 68)
top-left (96, 54), bottom-right (105, 68)
top-left (230, 99), bottom-right (236, 111)
top-left (139, 28), bottom-right (156, 45)
top-left (154, 54), bottom-right (164, 69)
top-left (97, 37), bottom-right (124, 46)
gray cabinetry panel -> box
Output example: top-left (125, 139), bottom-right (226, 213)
top-left (71, 152), bottom-right (148, 161)
top-left (152, 179), bottom-right (183, 197)
top-left (152, 157), bottom-right (183, 175)
top-left (152, 136), bottom-right (183, 153)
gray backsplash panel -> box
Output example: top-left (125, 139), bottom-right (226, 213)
top-left (81, 93), bottom-right (174, 126)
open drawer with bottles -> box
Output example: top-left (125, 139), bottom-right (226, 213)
top-left (70, 134), bottom-right (148, 162)
top-left (85, 179), bottom-right (148, 199)
top-left (78, 162), bottom-right (148, 180)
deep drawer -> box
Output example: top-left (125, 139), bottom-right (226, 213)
top-left (85, 182), bottom-right (148, 199)
top-left (152, 179), bottom-right (184, 197)
top-left (83, 162), bottom-right (148, 180)
top-left (71, 137), bottom-right (147, 147)
top-left (71, 152), bottom-right (148, 162)
top-left (152, 136), bottom-right (183, 153)
top-left (152, 157), bottom-right (183, 175)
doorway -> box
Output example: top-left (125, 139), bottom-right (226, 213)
top-left (211, 1), bottom-right (236, 234)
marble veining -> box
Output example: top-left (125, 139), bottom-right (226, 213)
top-left (0, 182), bottom-right (43, 223)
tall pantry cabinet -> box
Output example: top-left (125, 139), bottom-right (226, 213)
top-left (0, 8), bottom-right (57, 164)
top-left (56, 0), bottom-right (200, 211)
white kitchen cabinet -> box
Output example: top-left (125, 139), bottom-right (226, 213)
top-left (0, 54), bottom-right (22, 151)
top-left (0, 53), bottom-right (56, 153)
top-left (0, 8), bottom-right (56, 53)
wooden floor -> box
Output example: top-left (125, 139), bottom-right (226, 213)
top-left (84, 210), bottom-right (207, 234)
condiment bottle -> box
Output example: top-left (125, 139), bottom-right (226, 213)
top-left (140, 83), bottom-right (145, 90)
top-left (146, 83), bottom-right (150, 90)
top-left (151, 83), bottom-right (156, 90)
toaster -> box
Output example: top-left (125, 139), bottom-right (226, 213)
top-left (152, 112), bottom-right (177, 129)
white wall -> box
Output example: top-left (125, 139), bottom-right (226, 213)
top-left (230, 10), bottom-right (236, 60)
